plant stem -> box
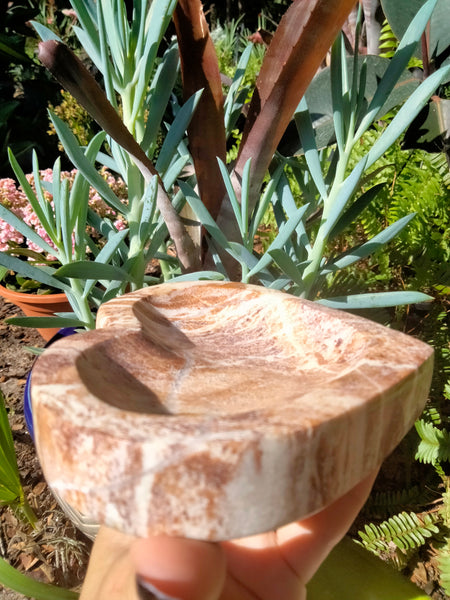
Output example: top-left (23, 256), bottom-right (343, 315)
top-left (159, 244), bottom-right (172, 282)
top-left (17, 496), bottom-right (38, 528)
top-left (301, 138), bottom-right (354, 297)
top-left (67, 284), bottom-right (95, 329)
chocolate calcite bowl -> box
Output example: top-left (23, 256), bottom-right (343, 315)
top-left (31, 282), bottom-right (434, 541)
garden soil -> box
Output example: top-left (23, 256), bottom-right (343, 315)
top-left (0, 295), bottom-right (447, 599)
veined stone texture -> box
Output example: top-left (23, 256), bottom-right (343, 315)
top-left (31, 282), bottom-right (434, 540)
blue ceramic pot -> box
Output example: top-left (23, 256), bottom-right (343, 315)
top-left (24, 327), bottom-right (78, 440)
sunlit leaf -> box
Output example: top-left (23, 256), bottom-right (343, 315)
top-left (317, 291), bottom-right (433, 309)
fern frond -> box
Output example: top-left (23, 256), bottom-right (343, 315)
top-left (415, 420), bottom-right (450, 464)
top-left (438, 490), bottom-right (450, 596)
top-left (439, 546), bottom-right (450, 596)
top-left (429, 153), bottom-right (450, 188)
top-left (357, 511), bottom-right (440, 563)
top-left (423, 405), bottom-right (443, 426)
top-left (445, 383), bottom-right (450, 401)
top-left (379, 19), bottom-right (397, 59)
top-left (378, 19), bottom-right (422, 68)
top-left (440, 490), bottom-right (450, 525)
top-left (364, 486), bottom-right (434, 519)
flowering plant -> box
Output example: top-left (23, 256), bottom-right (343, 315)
top-left (0, 166), bottom-right (127, 294)
top-left (0, 145), bottom-right (134, 330)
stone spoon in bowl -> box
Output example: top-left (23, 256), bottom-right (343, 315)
top-left (30, 282), bottom-right (434, 541)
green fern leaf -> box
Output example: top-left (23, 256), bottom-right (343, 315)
top-left (364, 486), bottom-right (433, 519)
top-left (378, 18), bottom-right (422, 68)
top-left (415, 420), bottom-right (450, 464)
top-left (440, 490), bottom-right (450, 525)
top-left (438, 542), bottom-right (450, 595)
top-left (358, 511), bottom-right (440, 558)
top-left (429, 152), bottom-right (450, 188)
top-left (379, 19), bottom-right (397, 59)
top-left (438, 488), bottom-right (450, 593)
top-left (423, 406), bottom-right (443, 426)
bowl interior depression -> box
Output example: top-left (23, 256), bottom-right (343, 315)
top-left (78, 287), bottom-right (373, 419)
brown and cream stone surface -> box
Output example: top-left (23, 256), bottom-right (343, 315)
top-left (31, 282), bottom-right (434, 540)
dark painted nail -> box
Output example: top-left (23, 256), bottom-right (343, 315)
top-left (136, 576), bottom-right (180, 600)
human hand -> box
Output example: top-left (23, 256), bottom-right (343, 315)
top-left (79, 470), bottom-right (378, 600)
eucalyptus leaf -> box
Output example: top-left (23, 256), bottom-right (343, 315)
top-left (217, 158), bottom-right (243, 236)
top-left (49, 114), bottom-right (126, 214)
top-left (224, 44), bottom-right (253, 134)
top-left (101, 0), bottom-right (125, 78)
top-left (0, 254), bottom-right (70, 293)
top-left (141, 42), bottom-right (180, 154)
top-left (331, 34), bottom-right (345, 154)
top-left (268, 249), bottom-right (305, 287)
top-left (247, 204), bottom-right (309, 278)
top-left (130, 0), bottom-right (178, 122)
top-left (0, 203), bottom-right (56, 258)
top-left (7, 150), bottom-right (59, 253)
top-left (249, 167), bottom-right (283, 241)
top-left (155, 90), bottom-right (203, 175)
top-left (317, 291), bottom-right (433, 309)
top-left (70, 0), bottom-right (98, 41)
top-left (404, 96), bottom-right (450, 147)
top-left (366, 65), bottom-right (450, 168)
top-left (356, 0), bottom-right (440, 138)
top-left (321, 157), bottom-right (368, 239)
top-left (6, 316), bottom-right (87, 329)
top-left (31, 21), bottom-right (61, 42)
top-left (241, 159), bottom-right (252, 237)
top-left (170, 271), bottom-right (226, 282)
top-left (55, 261), bottom-right (131, 282)
top-left (294, 98), bottom-right (327, 198)
top-left (328, 183), bottom-right (387, 239)
top-left (97, 0), bottom-right (122, 99)
top-left (288, 56), bottom-right (419, 154)
top-left (322, 214), bottom-right (416, 275)
top-left (180, 181), bottom-right (230, 250)
top-left (138, 177), bottom-right (158, 245)
top-left (162, 154), bottom-right (190, 191)
top-left (73, 26), bottom-right (103, 78)
top-left (83, 229), bottom-right (129, 296)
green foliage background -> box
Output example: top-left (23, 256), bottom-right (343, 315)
top-left (326, 126), bottom-right (450, 297)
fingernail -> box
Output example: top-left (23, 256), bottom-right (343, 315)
top-left (136, 576), bottom-right (180, 600)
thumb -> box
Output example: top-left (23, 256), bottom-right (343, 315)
top-left (131, 536), bottom-right (227, 600)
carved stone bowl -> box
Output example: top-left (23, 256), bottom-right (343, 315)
top-left (31, 282), bottom-right (434, 541)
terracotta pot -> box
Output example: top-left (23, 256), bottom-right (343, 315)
top-left (0, 284), bottom-right (72, 341)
